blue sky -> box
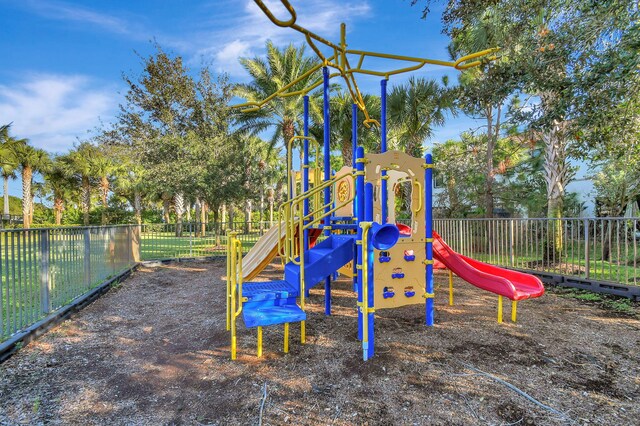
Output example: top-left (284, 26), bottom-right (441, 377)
top-left (0, 0), bottom-right (482, 198)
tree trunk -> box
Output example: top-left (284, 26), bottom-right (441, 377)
top-left (21, 166), bottom-right (32, 228)
top-left (185, 200), bottom-right (191, 222)
top-left (194, 198), bottom-right (202, 237)
top-left (543, 120), bottom-right (572, 259)
top-left (485, 106), bottom-right (495, 218)
top-left (341, 137), bottom-right (353, 169)
top-left (228, 205), bottom-right (235, 231)
top-left (133, 190), bottom-right (142, 225)
top-left (162, 193), bottom-right (171, 224)
top-left (174, 192), bottom-right (185, 237)
top-left (100, 176), bottom-right (109, 225)
top-left (260, 189), bottom-right (265, 234)
top-left (221, 203), bottom-right (227, 227)
top-left (30, 193), bottom-right (35, 225)
top-left (200, 201), bottom-right (207, 237)
top-left (54, 196), bottom-right (63, 225)
top-left (244, 199), bottom-right (252, 234)
top-left (3, 175), bottom-right (9, 219)
top-left (82, 176), bottom-right (91, 226)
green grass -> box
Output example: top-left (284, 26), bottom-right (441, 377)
top-left (552, 287), bottom-right (638, 316)
top-left (139, 232), bottom-right (261, 260)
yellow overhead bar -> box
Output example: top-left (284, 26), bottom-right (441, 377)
top-left (235, 0), bottom-right (499, 125)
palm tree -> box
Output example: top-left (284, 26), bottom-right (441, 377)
top-left (45, 158), bottom-right (75, 225)
top-left (387, 76), bottom-right (455, 158)
top-left (59, 143), bottom-right (99, 226)
top-left (12, 141), bottom-right (50, 228)
top-left (329, 91), bottom-right (381, 166)
top-left (0, 125), bottom-right (19, 220)
top-left (235, 41), bottom-right (322, 154)
top-left (90, 150), bottom-right (116, 225)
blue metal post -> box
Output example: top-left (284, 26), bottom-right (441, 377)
top-left (352, 103), bottom-right (358, 292)
top-left (303, 96), bottom-right (310, 252)
top-left (323, 67), bottom-right (332, 315)
top-left (355, 147), bottom-right (365, 340)
top-left (364, 182), bottom-right (375, 358)
top-left (381, 79), bottom-right (388, 223)
top-left (425, 153), bottom-right (434, 326)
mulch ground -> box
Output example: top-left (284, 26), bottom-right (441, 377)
top-left (1, 259), bottom-right (639, 425)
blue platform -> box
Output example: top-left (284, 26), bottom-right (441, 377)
top-left (240, 235), bottom-right (356, 328)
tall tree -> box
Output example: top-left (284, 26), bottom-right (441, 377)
top-left (329, 91), bottom-right (381, 167)
top-left (44, 157), bottom-right (75, 225)
top-left (235, 41), bottom-right (322, 154)
top-left (59, 143), bottom-right (100, 226)
top-left (12, 141), bottom-right (49, 228)
top-left (0, 125), bottom-right (19, 220)
top-left (387, 76), bottom-right (455, 158)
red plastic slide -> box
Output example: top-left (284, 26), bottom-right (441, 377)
top-left (432, 232), bottom-right (544, 301)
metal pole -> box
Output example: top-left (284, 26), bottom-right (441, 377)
top-left (83, 228), bottom-right (91, 289)
top-left (425, 154), bottom-right (434, 326)
top-left (356, 146), bottom-right (365, 341)
top-left (39, 230), bottom-right (51, 314)
top-left (303, 95), bottom-right (310, 252)
top-left (352, 103), bottom-right (358, 292)
top-left (380, 79), bottom-right (388, 223)
top-left (323, 67), bottom-right (332, 315)
top-left (364, 182), bottom-right (375, 358)
top-left (584, 218), bottom-right (590, 279)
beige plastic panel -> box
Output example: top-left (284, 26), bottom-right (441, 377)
top-left (373, 241), bottom-right (426, 309)
top-left (363, 150), bottom-right (428, 310)
top-left (364, 150), bottom-right (425, 238)
top-left (334, 165), bottom-right (355, 218)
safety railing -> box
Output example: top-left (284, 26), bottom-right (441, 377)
top-left (278, 171), bottom-right (356, 264)
top-left (226, 232), bottom-right (244, 360)
top-left (435, 217), bottom-right (640, 286)
top-left (1, 225), bottom-right (136, 343)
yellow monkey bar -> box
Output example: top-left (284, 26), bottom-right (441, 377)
top-left (234, 0), bottom-right (499, 124)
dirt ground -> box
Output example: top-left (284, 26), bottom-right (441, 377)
top-left (1, 259), bottom-right (639, 426)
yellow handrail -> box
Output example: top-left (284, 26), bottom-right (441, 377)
top-left (360, 221), bottom-right (372, 360)
top-left (229, 233), bottom-right (245, 360)
top-left (278, 171), bottom-right (355, 264)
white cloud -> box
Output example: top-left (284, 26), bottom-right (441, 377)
top-left (0, 74), bottom-right (118, 152)
top-left (181, 0), bottom-right (372, 77)
top-left (20, 0), bottom-right (149, 39)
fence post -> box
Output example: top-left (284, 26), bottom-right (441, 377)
top-left (109, 227), bottom-right (116, 274)
top-left (584, 218), bottom-right (590, 279)
top-left (39, 230), bottom-right (51, 314)
top-left (510, 219), bottom-right (515, 267)
top-left (84, 228), bottom-right (91, 289)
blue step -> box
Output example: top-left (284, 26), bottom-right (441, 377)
top-left (285, 235), bottom-right (355, 290)
top-left (242, 280), bottom-right (299, 301)
top-left (243, 303), bottom-right (306, 328)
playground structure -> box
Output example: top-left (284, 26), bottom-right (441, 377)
top-left (226, 0), bottom-right (544, 361)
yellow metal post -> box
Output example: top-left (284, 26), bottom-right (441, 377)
top-left (284, 322), bottom-right (290, 353)
top-left (497, 295), bottom-right (503, 324)
top-left (448, 270), bottom-right (454, 306)
top-left (511, 300), bottom-right (518, 323)
top-left (301, 320), bottom-right (306, 343)
top-left (226, 234), bottom-right (230, 331)
top-left (257, 326), bottom-right (263, 358)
